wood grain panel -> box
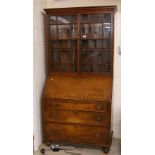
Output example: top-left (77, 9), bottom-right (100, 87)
top-left (44, 123), bottom-right (110, 145)
top-left (44, 99), bottom-right (107, 112)
top-left (44, 6), bottom-right (116, 15)
top-left (44, 109), bottom-right (110, 126)
top-left (43, 74), bottom-right (112, 101)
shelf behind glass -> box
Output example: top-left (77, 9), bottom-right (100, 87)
top-left (51, 49), bottom-right (77, 72)
top-left (50, 40), bottom-right (77, 49)
top-left (50, 15), bottom-right (77, 25)
top-left (81, 39), bottom-right (111, 48)
top-left (80, 49), bottom-right (111, 73)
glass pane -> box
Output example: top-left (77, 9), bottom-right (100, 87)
top-left (81, 23), bottom-right (103, 39)
top-left (50, 16), bottom-right (57, 24)
top-left (90, 23), bottom-right (103, 39)
top-left (51, 40), bottom-right (77, 49)
top-left (71, 24), bottom-right (77, 38)
top-left (81, 40), bottom-right (88, 48)
top-left (55, 40), bottom-right (76, 48)
top-left (51, 40), bottom-right (57, 48)
top-left (81, 24), bottom-right (89, 39)
top-left (80, 49), bottom-right (111, 73)
top-left (95, 40), bottom-right (103, 48)
top-left (58, 16), bottom-right (70, 24)
top-left (103, 13), bottom-right (111, 23)
top-left (81, 14), bottom-right (103, 23)
top-left (58, 40), bottom-right (69, 48)
top-left (70, 40), bottom-right (77, 48)
top-left (50, 25), bottom-right (57, 39)
top-left (71, 16), bottom-right (77, 23)
top-left (80, 50), bottom-right (102, 72)
top-left (81, 40), bottom-right (103, 48)
top-left (102, 49), bottom-right (111, 72)
top-left (81, 14), bottom-right (89, 23)
top-left (58, 25), bottom-right (70, 39)
top-left (103, 23), bottom-right (111, 38)
top-left (88, 14), bottom-right (103, 23)
top-left (103, 39), bottom-right (111, 48)
top-left (51, 49), bottom-right (76, 72)
top-left (57, 15), bottom-right (77, 24)
top-left (103, 14), bottom-right (111, 38)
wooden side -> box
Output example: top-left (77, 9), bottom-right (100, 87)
top-left (43, 74), bottom-right (113, 101)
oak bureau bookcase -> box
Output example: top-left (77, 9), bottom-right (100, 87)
top-left (42, 6), bottom-right (116, 153)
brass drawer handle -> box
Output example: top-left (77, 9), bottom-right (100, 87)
top-left (96, 133), bottom-right (100, 138)
top-left (51, 113), bottom-right (57, 118)
top-left (51, 102), bottom-right (57, 106)
top-left (96, 116), bottom-right (103, 121)
top-left (96, 104), bottom-right (102, 110)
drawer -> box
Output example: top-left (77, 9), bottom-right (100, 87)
top-left (44, 99), bottom-right (108, 112)
top-left (44, 123), bottom-right (110, 145)
top-left (44, 109), bottom-right (110, 126)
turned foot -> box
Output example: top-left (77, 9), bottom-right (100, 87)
top-left (40, 148), bottom-right (45, 154)
top-left (44, 140), bottom-right (51, 146)
top-left (103, 147), bottom-right (110, 154)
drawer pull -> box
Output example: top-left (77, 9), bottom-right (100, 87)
top-left (96, 116), bottom-right (103, 121)
top-left (51, 113), bottom-right (57, 118)
top-left (51, 102), bottom-right (57, 106)
top-left (96, 104), bottom-right (103, 110)
top-left (96, 133), bottom-right (100, 138)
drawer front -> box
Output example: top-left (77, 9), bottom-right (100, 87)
top-left (44, 123), bottom-right (110, 145)
top-left (44, 99), bottom-right (107, 112)
top-left (44, 109), bottom-right (110, 126)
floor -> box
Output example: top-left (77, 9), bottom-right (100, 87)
top-left (34, 139), bottom-right (121, 155)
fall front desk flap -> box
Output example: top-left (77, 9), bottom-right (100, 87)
top-left (43, 74), bottom-right (112, 101)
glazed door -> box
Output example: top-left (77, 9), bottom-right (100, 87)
top-left (80, 13), bottom-right (112, 73)
top-left (48, 12), bottom-right (113, 74)
top-left (49, 15), bottom-right (78, 72)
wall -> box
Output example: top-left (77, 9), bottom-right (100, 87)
top-left (113, 9), bottom-right (121, 139)
top-left (33, 0), bottom-right (46, 151)
top-left (44, 0), bottom-right (121, 139)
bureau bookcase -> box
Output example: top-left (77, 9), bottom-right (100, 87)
top-left (42, 6), bottom-right (116, 153)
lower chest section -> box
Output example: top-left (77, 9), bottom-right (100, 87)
top-left (42, 99), bottom-right (111, 146)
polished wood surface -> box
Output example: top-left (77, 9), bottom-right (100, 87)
top-left (44, 123), bottom-right (110, 145)
top-left (43, 74), bottom-right (112, 101)
top-left (44, 109), bottom-right (110, 126)
top-left (44, 6), bottom-right (116, 14)
top-left (44, 98), bottom-right (108, 112)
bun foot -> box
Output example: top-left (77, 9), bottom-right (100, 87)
top-left (44, 140), bottom-right (51, 146)
top-left (103, 147), bottom-right (110, 154)
top-left (40, 148), bottom-right (45, 154)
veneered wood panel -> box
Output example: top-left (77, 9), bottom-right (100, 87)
top-left (44, 6), bottom-right (116, 15)
top-left (44, 123), bottom-right (110, 145)
top-left (44, 98), bottom-right (108, 112)
top-left (44, 109), bottom-right (110, 126)
top-left (43, 74), bottom-right (112, 101)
